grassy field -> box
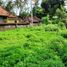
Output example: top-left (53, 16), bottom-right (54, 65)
top-left (0, 25), bottom-right (67, 67)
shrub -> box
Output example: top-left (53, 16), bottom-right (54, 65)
top-left (48, 36), bottom-right (67, 67)
top-left (60, 30), bottom-right (67, 38)
top-left (56, 8), bottom-right (67, 23)
top-left (42, 15), bottom-right (51, 24)
top-left (52, 16), bottom-right (60, 24)
top-left (0, 46), bottom-right (65, 67)
top-left (0, 25), bottom-right (66, 67)
top-left (45, 24), bottom-right (59, 31)
top-left (58, 22), bottom-right (66, 30)
top-left (62, 43), bottom-right (67, 66)
top-left (23, 49), bottom-right (65, 67)
top-left (49, 37), bottom-right (64, 56)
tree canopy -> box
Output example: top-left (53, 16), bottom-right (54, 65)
top-left (41, 0), bottom-right (64, 16)
top-left (0, 0), bottom-right (65, 17)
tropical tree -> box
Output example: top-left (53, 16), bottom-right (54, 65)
top-left (0, 0), bottom-right (3, 6)
top-left (5, 1), bottom-right (14, 12)
top-left (41, 0), bottom-right (64, 17)
top-left (33, 6), bottom-right (44, 18)
top-left (14, 0), bottom-right (28, 15)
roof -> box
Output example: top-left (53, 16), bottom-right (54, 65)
top-left (28, 16), bottom-right (41, 23)
top-left (20, 16), bottom-right (41, 23)
top-left (0, 6), bottom-right (8, 16)
top-left (0, 6), bottom-right (16, 18)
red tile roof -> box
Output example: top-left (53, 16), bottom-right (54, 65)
top-left (0, 6), bottom-right (8, 16)
top-left (0, 6), bottom-right (16, 18)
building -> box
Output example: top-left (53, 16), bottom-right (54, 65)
top-left (19, 16), bottom-right (41, 24)
top-left (0, 6), bottom-right (16, 24)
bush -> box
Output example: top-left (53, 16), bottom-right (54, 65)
top-left (62, 43), bottom-right (67, 66)
top-left (55, 8), bottom-right (67, 24)
top-left (60, 30), bottom-right (67, 38)
top-left (45, 24), bottom-right (59, 31)
top-left (0, 46), bottom-right (65, 67)
top-left (0, 25), bottom-right (66, 67)
top-left (20, 47), bottom-right (64, 67)
top-left (52, 16), bottom-right (60, 24)
top-left (58, 22), bottom-right (66, 30)
top-left (48, 36), bottom-right (67, 67)
top-left (49, 37), bottom-right (64, 56)
top-left (42, 15), bottom-right (51, 24)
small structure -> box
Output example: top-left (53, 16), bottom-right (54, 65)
top-left (0, 6), bottom-right (16, 24)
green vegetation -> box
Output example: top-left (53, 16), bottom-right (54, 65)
top-left (0, 25), bottom-right (66, 67)
top-left (0, 0), bottom-right (66, 67)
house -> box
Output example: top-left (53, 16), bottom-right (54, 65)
top-left (19, 16), bottom-right (41, 24)
top-left (27, 16), bottom-right (41, 24)
top-left (0, 6), bottom-right (16, 24)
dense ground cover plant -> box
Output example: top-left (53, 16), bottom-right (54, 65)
top-left (44, 24), bottom-right (59, 31)
top-left (0, 25), bottom-right (66, 67)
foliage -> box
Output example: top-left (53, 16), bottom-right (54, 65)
top-left (41, 0), bottom-right (64, 17)
top-left (62, 43), bottom-right (67, 66)
top-left (45, 24), bottom-right (59, 31)
top-left (5, 1), bottom-right (14, 12)
top-left (33, 6), bottom-right (44, 18)
top-left (60, 30), bottom-right (67, 39)
top-left (0, 0), bottom-right (3, 6)
top-left (58, 22), bottom-right (66, 30)
top-left (19, 12), bottom-right (30, 18)
top-left (14, 0), bottom-right (29, 15)
top-left (0, 25), bottom-right (66, 67)
top-left (0, 0), bottom-right (29, 15)
top-left (42, 15), bottom-right (51, 24)
top-left (55, 8), bottom-right (67, 23)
